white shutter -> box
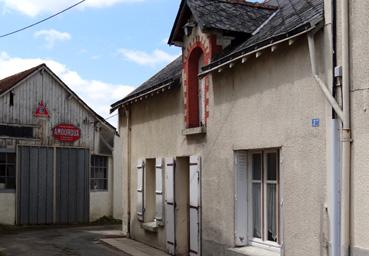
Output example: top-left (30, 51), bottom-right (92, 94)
top-left (136, 159), bottom-right (145, 222)
top-left (235, 151), bottom-right (248, 246)
top-left (165, 158), bottom-right (176, 255)
top-left (189, 155), bottom-right (201, 256)
top-left (155, 158), bottom-right (164, 225)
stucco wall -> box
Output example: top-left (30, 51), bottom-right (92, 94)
top-left (349, 0), bottom-right (369, 253)
top-left (0, 192), bottom-right (15, 225)
top-left (90, 157), bottom-right (113, 221)
top-left (121, 32), bottom-right (331, 256)
top-left (113, 135), bottom-right (123, 220)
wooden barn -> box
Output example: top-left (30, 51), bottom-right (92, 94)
top-left (0, 64), bottom-right (119, 225)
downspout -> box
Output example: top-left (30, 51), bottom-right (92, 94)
top-left (124, 106), bottom-right (132, 237)
top-left (341, 0), bottom-right (351, 254)
top-left (307, 30), bottom-right (342, 256)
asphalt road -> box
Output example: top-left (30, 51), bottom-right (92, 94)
top-left (0, 225), bottom-right (128, 256)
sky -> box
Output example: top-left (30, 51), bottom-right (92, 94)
top-left (0, 0), bottom-right (182, 127)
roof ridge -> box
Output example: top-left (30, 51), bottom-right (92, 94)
top-left (223, 0), bottom-right (279, 10)
top-left (0, 63), bottom-right (45, 94)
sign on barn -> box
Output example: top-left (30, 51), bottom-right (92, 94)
top-left (53, 123), bottom-right (81, 142)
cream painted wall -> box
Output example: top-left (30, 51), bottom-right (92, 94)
top-left (0, 193), bottom-right (15, 225)
top-left (120, 31), bottom-right (331, 256)
top-left (113, 135), bottom-right (123, 220)
top-left (90, 157), bottom-right (113, 221)
top-left (349, 0), bottom-right (369, 253)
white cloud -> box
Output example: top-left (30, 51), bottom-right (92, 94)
top-left (34, 29), bottom-right (71, 48)
top-left (118, 48), bottom-right (179, 67)
top-left (0, 0), bottom-right (144, 17)
top-left (0, 52), bottom-right (134, 127)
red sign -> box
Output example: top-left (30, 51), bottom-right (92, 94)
top-left (34, 100), bottom-right (49, 117)
top-left (53, 124), bottom-right (81, 142)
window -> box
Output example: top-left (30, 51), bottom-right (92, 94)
top-left (251, 151), bottom-right (279, 244)
top-left (90, 155), bottom-right (108, 191)
top-left (187, 47), bottom-right (206, 128)
top-left (0, 152), bottom-right (16, 190)
top-left (0, 125), bottom-right (33, 138)
top-left (234, 150), bottom-right (280, 249)
top-left (136, 158), bottom-right (165, 226)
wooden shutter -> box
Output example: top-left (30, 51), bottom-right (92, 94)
top-left (155, 158), bottom-right (164, 225)
top-left (189, 155), bottom-right (201, 256)
top-left (165, 158), bottom-right (176, 255)
top-left (235, 151), bottom-right (248, 246)
top-left (136, 159), bottom-right (145, 222)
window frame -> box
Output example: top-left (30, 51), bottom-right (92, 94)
top-left (90, 154), bottom-right (109, 192)
top-left (0, 151), bottom-right (16, 192)
top-left (247, 149), bottom-right (281, 251)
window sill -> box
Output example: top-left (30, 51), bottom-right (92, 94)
top-left (227, 246), bottom-right (280, 256)
top-left (182, 126), bottom-right (206, 136)
top-left (141, 221), bottom-right (159, 233)
top-left (0, 189), bottom-right (15, 194)
top-left (90, 190), bottom-right (109, 193)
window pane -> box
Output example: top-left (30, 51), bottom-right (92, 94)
top-left (252, 183), bottom-right (262, 238)
top-left (6, 177), bottom-right (15, 189)
top-left (7, 153), bottom-right (16, 164)
top-left (252, 154), bottom-right (262, 180)
top-left (267, 152), bottom-right (277, 181)
top-left (267, 184), bottom-right (278, 242)
top-left (90, 180), bottom-right (97, 190)
top-left (0, 165), bottom-right (5, 176)
top-left (0, 153), bottom-right (5, 164)
top-left (7, 165), bottom-right (15, 177)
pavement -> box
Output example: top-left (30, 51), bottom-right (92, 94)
top-left (101, 238), bottom-right (169, 256)
top-left (0, 225), bottom-right (129, 256)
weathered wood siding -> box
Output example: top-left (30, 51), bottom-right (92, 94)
top-left (0, 70), bottom-right (101, 152)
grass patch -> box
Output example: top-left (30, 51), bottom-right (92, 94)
top-left (91, 216), bottom-right (122, 225)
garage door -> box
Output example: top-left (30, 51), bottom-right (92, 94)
top-left (17, 146), bottom-right (90, 225)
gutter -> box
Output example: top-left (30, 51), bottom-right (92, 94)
top-left (199, 24), bottom-right (317, 78)
top-left (110, 80), bottom-right (178, 113)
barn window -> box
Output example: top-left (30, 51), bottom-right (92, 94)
top-left (0, 125), bottom-right (33, 138)
top-left (0, 152), bottom-right (16, 190)
top-left (187, 47), bottom-right (206, 128)
top-left (90, 155), bottom-right (108, 191)
top-left (9, 91), bottom-right (14, 107)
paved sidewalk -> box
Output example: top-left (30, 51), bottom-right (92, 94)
top-left (101, 238), bottom-right (169, 256)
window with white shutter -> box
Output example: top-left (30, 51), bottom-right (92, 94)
top-left (234, 150), bottom-right (281, 251)
top-left (155, 158), bottom-right (164, 225)
top-left (137, 159), bottom-right (145, 222)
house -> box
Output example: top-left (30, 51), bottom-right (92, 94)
top-left (0, 64), bottom-right (121, 225)
top-left (111, 0), bottom-right (368, 256)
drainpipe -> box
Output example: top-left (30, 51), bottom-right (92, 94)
top-left (341, 0), bottom-right (351, 254)
top-left (124, 106), bottom-right (132, 237)
top-left (307, 32), bottom-right (342, 256)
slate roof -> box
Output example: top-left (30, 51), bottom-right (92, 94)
top-left (204, 0), bottom-right (324, 70)
top-left (111, 56), bottom-right (182, 111)
top-left (0, 64), bottom-right (44, 95)
top-left (112, 0), bottom-right (324, 110)
top-left (187, 0), bottom-right (276, 34)
top-left (169, 0), bottom-right (277, 44)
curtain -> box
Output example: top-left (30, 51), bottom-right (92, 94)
top-left (267, 184), bottom-right (277, 242)
top-left (252, 183), bottom-right (261, 238)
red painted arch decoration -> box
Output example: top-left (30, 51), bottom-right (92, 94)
top-left (182, 34), bottom-right (222, 128)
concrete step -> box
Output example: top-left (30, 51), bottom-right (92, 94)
top-left (101, 238), bottom-right (169, 256)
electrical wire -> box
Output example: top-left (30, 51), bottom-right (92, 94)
top-left (0, 0), bottom-right (86, 38)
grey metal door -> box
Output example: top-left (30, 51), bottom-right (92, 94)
top-left (55, 148), bottom-right (89, 224)
top-left (17, 146), bottom-right (89, 225)
top-left (17, 146), bottom-right (54, 225)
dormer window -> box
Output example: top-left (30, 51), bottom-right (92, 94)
top-left (186, 47), bottom-right (205, 128)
